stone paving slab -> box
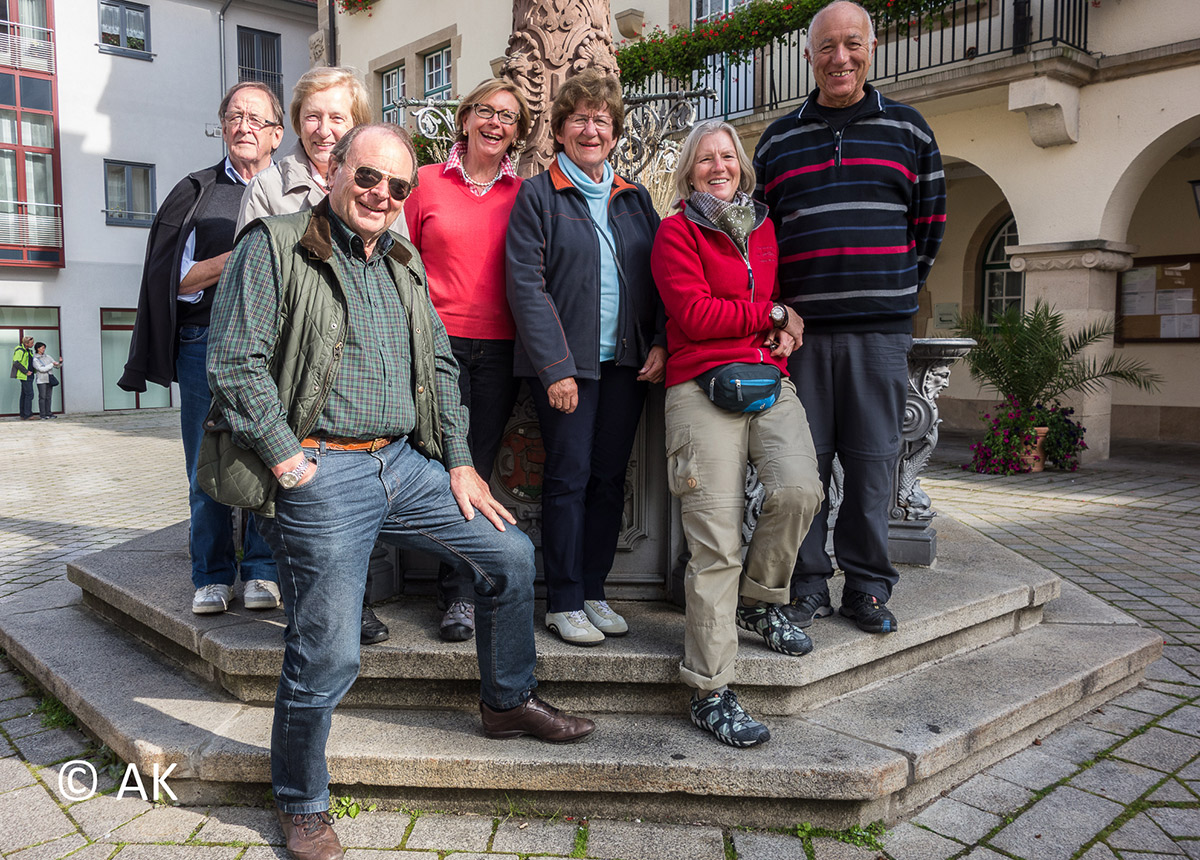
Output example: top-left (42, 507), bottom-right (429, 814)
top-left (1068, 756), bottom-right (1168, 803)
top-left (107, 804), bottom-right (209, 843)
top-left (491, 818), bottom-right (578, 855)
top-left (987, 785), bottom-right (1124, 860)
top-left (912, 797), bottom-right (1003, 844)
top-left (1113, 726), bottom-right (1200, 773)
top-left (6, 831), bottom-right (89, 860)
top-left (586, 819), bottom-right (726, 860)
top-left (948, 772), bottom-right (1036, 815)
top-left (0, 783), bottom-right (76, 854)
top-left (730, 830), bottom-right (808, 860)
top-left (879, 822), bottom-right (963, 859)
top-left (191, 807), bottom-right (284, 846)
top-left (1106, 811), bottom-right (1180, 853)
top-left (402, 813), bottom-right (493, 852)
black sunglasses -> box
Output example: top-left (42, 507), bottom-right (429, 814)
top-left (352, 165), bottom-right (412, 201)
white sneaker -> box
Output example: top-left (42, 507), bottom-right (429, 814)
top-left (583, 599), bottom-right (628, 636)
top-left (192, 584), bottom-right (233, 615)
top-left (243, 579), bottom-right (281, 610)
top-left (545, 610), bottom-right (605, 646)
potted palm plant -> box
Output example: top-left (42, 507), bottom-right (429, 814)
top-left (955, 300), bottom-right (1161, 474)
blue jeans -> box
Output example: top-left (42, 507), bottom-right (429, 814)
top-left (176, 325), bottom-right (277, 589)
top-left (18, 376), bottom-right (33, 419)
top-left (787, 331), bottom-right (911, 602)
top-left (437, 336), bottom-right (520, 607)
top-left (256, 438), bottom-right (538, 814)
top-left (527, 363), bottom-right (647, 613)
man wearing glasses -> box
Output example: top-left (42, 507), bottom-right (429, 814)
top-left (121, 82), bottom-right (285, 617)
top-left (204, 124), bottom-right (595, 860)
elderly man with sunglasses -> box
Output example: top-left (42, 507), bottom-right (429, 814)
top-left (204, 123), bottom-right (594, 860)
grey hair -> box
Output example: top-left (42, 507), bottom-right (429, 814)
top-left (671, 119), bottom-right (755, 208)
top-left (804, 1), bottom-right (876, 54)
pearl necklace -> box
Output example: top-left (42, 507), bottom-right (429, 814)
top-left (460, 163), bottom-right (502, 196)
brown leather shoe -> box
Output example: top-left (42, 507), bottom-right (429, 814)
top-left (480, 695), bottom-right (596, 743)
top-left (276, 807), bottom-right (343, 860)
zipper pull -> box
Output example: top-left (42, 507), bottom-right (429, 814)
top-left (834, 130), bottom-right (843, 167)
top-left (736, 378), bottom-right (743, 402)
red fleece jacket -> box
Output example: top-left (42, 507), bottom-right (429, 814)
top-left (651, 208), bottom-right (784, 387)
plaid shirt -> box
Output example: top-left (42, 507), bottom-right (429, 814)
top-left (209, 212), bottom-right (471, 470)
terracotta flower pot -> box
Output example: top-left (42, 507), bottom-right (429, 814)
top-left (1021, 426), bottom-right (1050, 473)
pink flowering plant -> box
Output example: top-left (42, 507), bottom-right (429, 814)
top-left (967, 396), bottom-right (1038, 475)
top-left (335, 0), bottom-right (377, 15)
top-left (966, 398), bottom-right (1086, 475)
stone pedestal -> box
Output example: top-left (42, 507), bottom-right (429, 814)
top-left (886, 338), bottom-right (975, 565)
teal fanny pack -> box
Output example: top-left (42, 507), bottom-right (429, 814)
top-left (696, 362), bottom-right (781, 412)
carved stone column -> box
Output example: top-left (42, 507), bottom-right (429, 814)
top-left (1007, 240), bottom-right (1136, 462)
top-left (887, 338), bottom-right (975, 565)
top-left (501, 0), bottom-right (619, 177)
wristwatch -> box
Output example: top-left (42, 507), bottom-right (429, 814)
top-left (278, 458), bottom-right (311, 489)
top-left (770, 303), bottom-right (790, 330)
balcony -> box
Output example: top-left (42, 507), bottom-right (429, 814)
top-left (0, 22), bottom-right (55, 75)
top-left (637, 0), bottom-right (1091, 119)
top-left (0, 200), bottom-right (62, 266)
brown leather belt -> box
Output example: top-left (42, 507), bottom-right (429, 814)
top-left (300, 436), bottom-right (396, 452)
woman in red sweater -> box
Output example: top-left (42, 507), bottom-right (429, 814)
top-left (404, 78), bottom-right (531, 643)
top-left (651, 119), bottom-right (822, 748)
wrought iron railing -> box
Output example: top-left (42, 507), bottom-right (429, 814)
top-left (633, 0), bottom-right (1091, 119)
top-left (0, 21), bottom-right (55, 74)
top-left (0, 201), bottom-right (62, 247)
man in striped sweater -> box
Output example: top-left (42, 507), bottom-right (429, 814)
top-left (753, 0), bottom-right (946, 635)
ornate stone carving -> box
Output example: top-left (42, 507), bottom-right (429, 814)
top-left (891, 339), bottom-right (974, 524)
top-left (1009, 250), bottom-right (1134, 272)
top-left (501, 0), bottom-right (619, 176)
top-left (307, 30), bottom-right (327, 67)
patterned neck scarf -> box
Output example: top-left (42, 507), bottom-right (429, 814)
top-left (689, 190), bottom-right (754, 254)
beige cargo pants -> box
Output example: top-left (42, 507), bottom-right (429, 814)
top-left (665, 378), bottom-right (823, 691)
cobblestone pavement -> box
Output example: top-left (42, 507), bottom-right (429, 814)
top-left (1, 412), bottom-right (1199, 860)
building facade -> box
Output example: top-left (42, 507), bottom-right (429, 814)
top-left (0, 0), bottom-right (316, 417)
top-left (328, 0), bottom-right (1200, 456)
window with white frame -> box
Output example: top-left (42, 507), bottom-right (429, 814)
top-left (692, 0), bottom-right (754, 119)
top-left (98, 0), bottom-right (150, 58)
top-left (423, 46), bottom-right (451, 99)
top-left (103, 159), bottom-right (154, 226)
top-left (981, 216), bottom-right (1023, 325)
top-left (382, 65), bottom-right (405, 124)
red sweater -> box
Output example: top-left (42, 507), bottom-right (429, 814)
top-left (651, 207), bottom-right (783, 387)
top-left (404, 164), bottom-right (521, 340)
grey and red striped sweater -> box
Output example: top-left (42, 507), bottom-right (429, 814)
top-left (752, 84), bottom-right (946, 334)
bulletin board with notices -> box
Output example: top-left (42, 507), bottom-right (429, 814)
top-left (1117, 256), bottom-right (1200, 343)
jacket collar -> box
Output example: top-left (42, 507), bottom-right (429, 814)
top-left (796, 83), bottom-right (885, 123)
top-left (548, 157), bottom-right (637, 201)
top-left (299, 197), bottom-right (413, 266)
top-left (280, 139), bottom-right (326, 195)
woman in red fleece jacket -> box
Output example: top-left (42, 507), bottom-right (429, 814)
top-left (651, 119), bottom-right (822, 749)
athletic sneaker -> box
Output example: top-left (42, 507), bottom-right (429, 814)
top-left (545, 610), bottom-right (605, 646)
top-left (778, 589), bottom-right (835, 628)
top-left (736, 603), bottom-right (814, 656)
top-left (690, 688), bottom-right (770, 747)
top-left (840, 590), bottom-right (898, 634)
top-left (243, 579), bottom-right (281, 610)
top-left (192, 584), bottom-right (233, 615)
top-left (583, 599), bottom-right (628, 636)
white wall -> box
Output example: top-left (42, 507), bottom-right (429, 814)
top-left (0, 0), bottom-right (315, 415)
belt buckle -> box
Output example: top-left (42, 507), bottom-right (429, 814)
top-left (368, 437), bottom-right (390, 453)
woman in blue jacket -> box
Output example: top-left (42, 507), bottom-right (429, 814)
top-left (506, 68), bottom-right (665, 646)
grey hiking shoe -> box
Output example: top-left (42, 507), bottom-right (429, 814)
top-left (690, 688), bottom-right (770, 747)
top-left (736, 603), bottom-right (814, 656)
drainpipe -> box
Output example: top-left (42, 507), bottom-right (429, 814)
top-left (327, 0), bottom-right (336, 65)
top-left (218, 0), bottom-right (235, 93)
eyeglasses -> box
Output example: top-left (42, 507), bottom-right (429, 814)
top-left (566, 113), bottom-right (613, 131)
top-left (352, 165), bottom-right (412, 201)
top-left (471, 103), bottom-right (520, 126)
top-left (222, 113), bottom-right (281, 132)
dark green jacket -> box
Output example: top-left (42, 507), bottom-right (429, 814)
top-left (197, 199), bottom-right (445, 517)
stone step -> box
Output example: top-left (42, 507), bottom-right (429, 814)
top-left (0, 570), bottom-right (1160, 829)
top-left (67, 515), bottom-right (1062, 716)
